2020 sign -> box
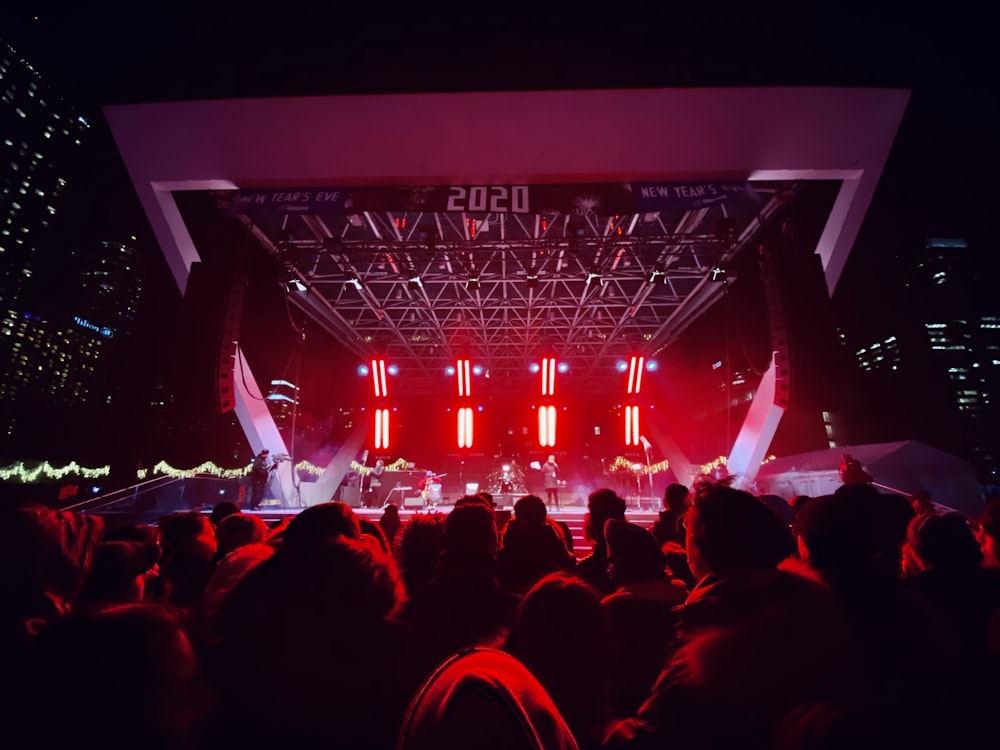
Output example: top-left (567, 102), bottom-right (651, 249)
top-left (446, 185), bottom-right (529, 213)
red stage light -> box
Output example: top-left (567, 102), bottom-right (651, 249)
top-left (458, 407), bottom-right (474, 448)
top-left (627, 355), bottom-right (644, 395)
top-left (375, 407), bottom-right (390, 450)
top-left (538, 405), bottom-right (557, 447)
top-left (624, 404), bottom-right (640, 446)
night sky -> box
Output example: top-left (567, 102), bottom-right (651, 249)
top-left (1, 4), bottom-right (996, 467)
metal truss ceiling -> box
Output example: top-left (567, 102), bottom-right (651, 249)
top-left (229, 182), bottom-right (792, 394)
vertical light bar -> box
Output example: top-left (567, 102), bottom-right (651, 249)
top-left (382, 408), bottom-right (390, 450)
top-left (375, 407), bottom-right (388, 449)
top-left (541, 357), bottom-right (557, 396)
top-left (379, 359), bottom-right (388, 397)
top-left (457, 358), bottom-right (473, 397)
top-left (627, 356), bottom-right (638, 395)
top-left (371, 359), bottom-right (381, 398)
top-left (372, 359), bottom-right (388, 398)
top-left (458, 407), bottom-right (474, 448)
top-left (624, 405), bottom-right (640, 447)
top-left (634, 356), bottom-right (644, 394)
top-left (538, 405), bottom-right (557, 447)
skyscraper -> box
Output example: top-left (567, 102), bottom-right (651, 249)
top-left (1, 40), bottom-right (89, 317)
top-left (0, 41), bottom-right (144, 457)
top-left (852, 237), bottom-right (998, 483)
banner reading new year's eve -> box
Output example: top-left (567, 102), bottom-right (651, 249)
top-left (227, 181), bottom-right (760, 218)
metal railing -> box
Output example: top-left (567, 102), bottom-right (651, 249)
top-left (64, 474), bottom-right (249, 527)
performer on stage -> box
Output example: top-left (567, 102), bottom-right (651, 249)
top-left (419, 469), bottom-right (445, 506)
top-left (542, 454), bottom-right (560, 509)
top-left (369, 459), bottom-right (386, 507)
top-left (249, 449), bottom-right (276, 510)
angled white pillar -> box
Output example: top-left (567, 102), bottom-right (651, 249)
top-left (233, 347), bottom-right (295, 504)
top-left (727, 353), bottom-right (786, 490)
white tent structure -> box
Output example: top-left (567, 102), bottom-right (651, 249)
top-left (754, 440), bottom-right (985, 517)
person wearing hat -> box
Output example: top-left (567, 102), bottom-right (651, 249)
top-left (248, 449), bottom-right (275, 511)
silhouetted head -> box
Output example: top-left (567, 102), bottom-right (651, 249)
top-left (685, 484), bottom-right (794, 579)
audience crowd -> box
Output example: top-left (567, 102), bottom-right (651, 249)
top-left (2, 474), bottom-right (999, 749)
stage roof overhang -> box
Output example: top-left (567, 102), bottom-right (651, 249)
top-left (104, 87), bottom-right (909, 395)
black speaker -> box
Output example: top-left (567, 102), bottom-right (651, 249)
top-left (341, 486), bottom-right (362, 507)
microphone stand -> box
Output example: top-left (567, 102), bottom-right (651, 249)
top-left (644, 445), bottom-right (654, 499)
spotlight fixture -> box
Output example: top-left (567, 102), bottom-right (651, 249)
top-left (466, 277), bottom-right (481, 291)
top-left (525, 267), bottom-right (539, 288)
top-left (585, 264), bottom-right (602, 286)
top-left (286, 278), bottom-right (307, 293)
top-left (345, 272), bottom-right (363, 291)
top-left (710, 266), bottom-right (727, 282)
top-left (407, 277), bottom-right (422, 292)
top-left (647, 264), bottom-right (665, 284)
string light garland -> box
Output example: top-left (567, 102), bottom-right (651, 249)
top-left (3, 454), bottom-right (772, 485)
top-left (0, 460), bottom-right (112, 483)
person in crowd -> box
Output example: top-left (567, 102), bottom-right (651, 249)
top-left (601, 519), bottom-right (687, 718)
top-left (205, 533), bottom-right (409, 750)
top-left (397, 647), bottom-right (579, 750)
top-left (604, 483), bottom-right (852, 750)
top-left (399, 500), bottom-right (518, 688)
top-left (75, 540), bottom-right (161, 614)
top-left (788, 494), bottom-right (813, 539)
top-left (476, 490), bottom-right (498, 509)
top-left (279, 499), bottom-right (362, 548)
top-left (650, 483), bottom-right (688, 547)
top-left (360, 516), bottom-right (392, 555)
top-left (13, 603), bottom-right (212, 750)
top-left (542, 454), bottom-right (562, 509)
top-left (156, 511), bottom-right (218, 615)
top-left (103, 522), bottom-right (167, 602)
top-left (574, 488), bottom-right (627, 596)
top-left (908, 489), bottom-right (936, 517)
top-left (899, 510), bottom-right (1000, 732)
top-left (794, 483), bottom-right (977, 749)
top-left (395, 511), bottom-right (448, 599)
top-left (379, 501), bottom-right (402, 547)
top-left (505, 572), bottom-right (612, 750)
top-left (0, 501), bottom-right (104, 665)
top-left (199, 542), bottom-right (275, 647)
top-left (498, 495), bottom-right (576, 595)
top-left (209, 500), bottom-right (241, 528)
top-left (213, 512), bottom-right (268, 562)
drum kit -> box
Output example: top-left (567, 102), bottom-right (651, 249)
top-left (485, 463), bottom-right (526, 498)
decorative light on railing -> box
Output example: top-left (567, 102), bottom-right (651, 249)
top-left (608, 456), bottom-right (670, 474)
top-left (700, 456), bottom-right (728, 475)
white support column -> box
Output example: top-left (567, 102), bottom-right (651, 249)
top-left (726, 353), bottom-right (786, 490)
top-left (232, 347), bottom-right (294, 504)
